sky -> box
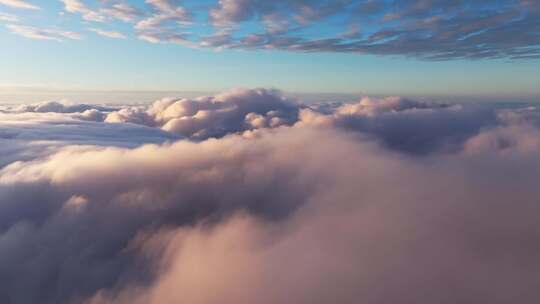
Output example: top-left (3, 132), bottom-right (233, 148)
top-left (3, 2), bottom-right (540, 302)
top-left (0, 0), bottom-right (539, 103)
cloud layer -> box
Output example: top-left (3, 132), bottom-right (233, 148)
top-left (2, 0), bottom-right (539, 59)
top-left (1, 89), bottom-right (540, 303)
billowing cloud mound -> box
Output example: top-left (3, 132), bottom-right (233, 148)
top-left (298, 96), bottom-right (499, 153)
top-left (105, 88), bottom-right (299, 139)
top-left (1, 89), bottom-right (540, 304)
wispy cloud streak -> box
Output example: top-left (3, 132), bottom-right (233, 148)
top-left (6, 24), bottom-right (82, 41)
top-left (0, 0), bottom-right (38, 10)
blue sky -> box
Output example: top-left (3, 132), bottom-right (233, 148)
top-left (0, 0), bottom-right (539, 103)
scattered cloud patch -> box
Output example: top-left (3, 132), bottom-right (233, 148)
top-left (11, 0), bottom-right (538, 59)
top-left (134, 0), bottom-right (192, 45)
top-left (61, 0), bottom-right (106, 22)
top-left (60, 0), bottom-right (139, 23)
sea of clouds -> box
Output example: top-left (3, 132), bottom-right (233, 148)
top-left (1, 88), bottom-right (540, 304)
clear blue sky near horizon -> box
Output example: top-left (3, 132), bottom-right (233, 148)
top-left (0, 0), bottom-right (539, 103)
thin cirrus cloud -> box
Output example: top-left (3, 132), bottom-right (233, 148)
top-left (89, 27), bottom-right (127, 39)
top-left (2, 89), bottom-right (540, 303)
top-left (0, 12), bottom-right (19, 22)
top-left (60, 0), bottom-right (140, 22)
top-left (0, 0), bottom-right (38, 10)
top-left (6, 24), bottom-right (82, 41)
